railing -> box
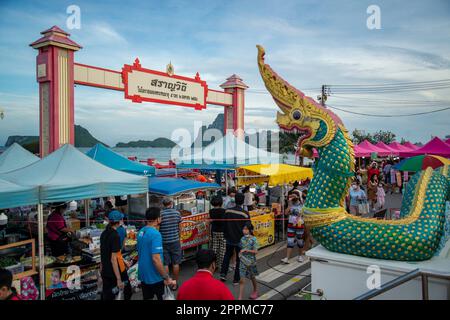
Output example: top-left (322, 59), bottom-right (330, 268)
top-left (354, 268), bottom-right (450, 300)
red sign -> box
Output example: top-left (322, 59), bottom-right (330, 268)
top-left (122, 58), bottom-right (208, 110)
top-left (180, 213), bottom-right (210, 250)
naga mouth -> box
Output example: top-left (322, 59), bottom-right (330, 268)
top-left (279, 125), bottom-right (312, 148)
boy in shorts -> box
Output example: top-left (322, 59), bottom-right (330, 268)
top-left (281, 194), bottom-right (306, 264)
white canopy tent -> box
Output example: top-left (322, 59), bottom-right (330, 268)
top-left (175, 133), bottom-right (281, 169)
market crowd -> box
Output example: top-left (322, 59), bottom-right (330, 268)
top-left (0, 179), bottom-right (313, 301)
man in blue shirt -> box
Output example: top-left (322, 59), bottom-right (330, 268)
top-left (137, 207), bottom-right (175, 300)
top-left (159, 198), bottom-right (182, 290)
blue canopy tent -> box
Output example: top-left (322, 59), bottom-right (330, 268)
top-left (0, 178), bottom-right (39, 210)
top-left (1, 144), bottom-right (148, 203)
top-left (0, 144), bottom-right (148, 299)
top-left (148, 177), bottom-right (220, 196)
top-left (0, 143), bottom-right (40, 173)
top-left (86, 143), bottom-right (155, 176)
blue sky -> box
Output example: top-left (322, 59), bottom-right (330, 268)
top-left (0, 0), bottom-right (449, 146)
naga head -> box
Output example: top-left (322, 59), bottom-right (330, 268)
top-left (257, 45), bottom-right (343, 156)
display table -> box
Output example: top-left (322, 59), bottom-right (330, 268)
top-left (307, 245), bottom-right (450, 300)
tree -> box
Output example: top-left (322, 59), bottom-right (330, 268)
top-left (279, 132), bottom-right (301, 154)
top-left (352, 129), bottom-right (396, 144)
top-left (351, 129), bottom-right (374, 144)
top-left (372, 130), bottom-right (396, 144)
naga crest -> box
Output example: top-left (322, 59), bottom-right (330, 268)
top-left (257, 45), bottom-right (344, 155)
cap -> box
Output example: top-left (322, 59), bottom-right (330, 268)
top-left (108, 210), bottom-right (124, 222)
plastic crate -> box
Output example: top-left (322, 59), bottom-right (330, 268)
top-left (5, 262), bottom-right (24, 275)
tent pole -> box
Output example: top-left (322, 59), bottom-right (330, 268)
top-left (175, 168), bottom-right (178, 178)
top-left (146, 192), bottom-right (149, 209)
top-left (281, 185), bottom-right (285, 240)
top-left (225, 169), bottom-right (228, 195)
top-left (37, 204), bottom-right (45, 300)
top-left (84, 199), bottom-right (90, 227)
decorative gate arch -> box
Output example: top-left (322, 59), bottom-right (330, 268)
top-left (31, 26), bottom-right (248, 157)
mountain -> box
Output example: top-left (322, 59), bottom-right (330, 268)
top-left (4, 125), bottom-right (108, 153)
top-left (115, 137), bottom-right (176, 148)
top-left (74, 125), bottom-right (108, 148)
top-left (191, 113), bottom-right (224, 147)
top-left (5, 136), bottom-right (38, 147)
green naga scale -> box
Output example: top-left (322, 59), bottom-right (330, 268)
top-left (257, 45), bottom-right (450, 261)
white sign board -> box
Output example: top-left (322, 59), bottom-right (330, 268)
top-left (122, 60), bottom-right (208, 110)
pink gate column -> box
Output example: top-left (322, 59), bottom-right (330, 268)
top-left (220, 75), bottom-right (248, 139)
top-left (30, 26), bottom-right (81, 157)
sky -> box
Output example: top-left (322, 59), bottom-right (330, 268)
top-left (0, 0), bottom-right (449, 146)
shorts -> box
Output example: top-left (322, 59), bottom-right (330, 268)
top-left (239, 263), bottom-right (259, 279)
top-left (163, 241), bottom-right (182, 266)
top-left (141, 281), bottom-right (164, 300)
top-left (287, 227), bottom-right (305, 248)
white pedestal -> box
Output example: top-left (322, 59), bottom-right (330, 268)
top-left (306, 245), bottom-right (450, 300)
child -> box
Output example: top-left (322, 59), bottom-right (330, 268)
top-left (238, 223), bottom-right (259, 300)
top-left (281, 195), bottom-right (306, 264)
top-left (0, 268), bottom-right (20, 300)
top-left (376, 183), bottom-right (386, 210)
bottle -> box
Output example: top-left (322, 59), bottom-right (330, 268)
top-left (111, 280), bottom-right (129, 294)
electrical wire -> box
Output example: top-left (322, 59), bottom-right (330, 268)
top-left (330, 95), bottom-right (450, 105)
top-left (327, 104), bottom-right (450, 117)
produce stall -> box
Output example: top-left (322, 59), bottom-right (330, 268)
top-left (0, 144), bottom-right (148, 300)
top-left (129, 177), bottom-right (220, 259)
top-left (236, 164), bottom-right (314, 243)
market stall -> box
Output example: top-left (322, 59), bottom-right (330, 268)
top-left (86, 143), bottom-right (155, 176)
top-left (175, 132), bottom-right (281, 193)
top-left (236, 164), bottom-right (314, 247)
top-left (0, 144), bottom-right (148, 300)
top-left (129, 177), bottom-right (220, 259)
top-left (0, 143), bottom-right (39, 174)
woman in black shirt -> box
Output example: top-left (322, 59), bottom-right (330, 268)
top-left (209, 195), bottom-right (226, 270)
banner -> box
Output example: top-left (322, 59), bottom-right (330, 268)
top-left (45, 262), bottom-right (99, 300)
top-left (251, 213), bottom-right (275, 248)
top-left (180, 213), bottom-right (210, 250)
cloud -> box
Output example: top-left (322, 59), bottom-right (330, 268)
top-left (1, 0), bottom-right (450, 146)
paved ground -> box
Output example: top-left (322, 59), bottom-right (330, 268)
top-left (131, 193), bottom-right (403, 301)
top-left (131, 241), bottom-right (311, 300)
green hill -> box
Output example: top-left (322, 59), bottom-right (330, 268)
top-left (115, 137), bottom-right (176, 148)
top-left (74, 125), bottom-right (108, 148)
top-left (4, 125), bottom-right (108, 153)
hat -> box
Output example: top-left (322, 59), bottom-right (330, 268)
top-left (108, 210), bottom-right (124, 222)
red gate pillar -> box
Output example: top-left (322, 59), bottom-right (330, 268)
top-left (220, 74), bottom-right (248, 139)
top-left (30, 26), bottom-right (81, 157)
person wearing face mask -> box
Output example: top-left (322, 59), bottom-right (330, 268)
top-left (349, 181), bottom-right (366, 216)
top-left (177, 249), bottom-right (234, 300)
top-left (46, 202), bottom-right (74, 257)
top-left (224, 188), bottom-right (237, 209)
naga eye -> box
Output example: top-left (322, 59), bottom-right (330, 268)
top-left (292, 110), bottom-right (302, 120)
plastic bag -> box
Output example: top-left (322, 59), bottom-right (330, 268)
top-left (358, 199), bottom-right (369, 215)
top-left (163, 286), bottom-right (175, 300)
top-left (116, 290), bottom-right (124, 300)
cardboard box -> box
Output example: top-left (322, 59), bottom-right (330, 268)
top-left (67, 218), bottom-right (80, 231)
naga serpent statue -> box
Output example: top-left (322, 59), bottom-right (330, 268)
top-left (257, 45), bottom-right (450, 261)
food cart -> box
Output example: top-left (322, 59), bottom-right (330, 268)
top-left (129, 177), bottom-right (221, 259)
top-left (236, 164), bottom-right (314, 246)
